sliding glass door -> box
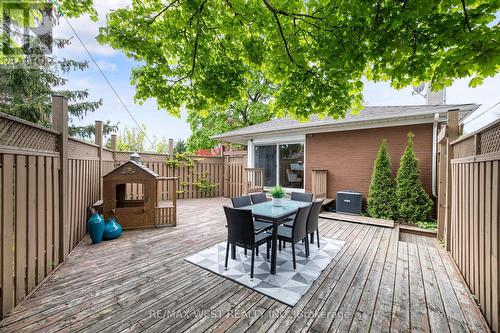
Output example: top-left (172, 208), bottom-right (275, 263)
top-left (254, 142), bottom-right (304, 189)
top-left (254, 145), bottom-right (277, 187)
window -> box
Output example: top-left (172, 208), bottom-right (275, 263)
top-left (254, 142), bottom-right (305, 189)
top-left (279, 144), bottom-right (304, 189)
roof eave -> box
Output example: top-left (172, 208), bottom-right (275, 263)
top-left (212, 104), bottom-right (479, 144)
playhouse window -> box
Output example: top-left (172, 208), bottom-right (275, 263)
top-left (116, 183), bottom-right (145, 208)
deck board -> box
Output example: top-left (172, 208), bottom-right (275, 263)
top-left (319, 211), bottom-right (395, 228)
top-left (0, 197), bottom-right (488, 333)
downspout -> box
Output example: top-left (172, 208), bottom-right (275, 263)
top-left (432, 113), bottom-right (439, 198)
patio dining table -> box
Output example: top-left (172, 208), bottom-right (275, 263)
top-left (238, 199), bottom-right (311, 274)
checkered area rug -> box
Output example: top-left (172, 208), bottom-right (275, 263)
top-left (185, 237), bottom-right (345, 306)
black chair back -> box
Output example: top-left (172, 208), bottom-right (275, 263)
top-left (292, 204), bottom-right (312, 241)
top-left (224, 206), bottom-right (255, 248)
top-left (291, 192), bottom-right (313, 202)
top-left (231, 195), bottom-right (252, 208)
top-left (307, 199), bottom-right (324, 234)
top-left (250, 192), bottom-right (267, 204)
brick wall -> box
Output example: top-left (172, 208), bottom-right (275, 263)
top-left (305, 124), bottom-right (434, 199)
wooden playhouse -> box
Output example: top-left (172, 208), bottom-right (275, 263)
top-left (103, 154), bottom-right (177, 229)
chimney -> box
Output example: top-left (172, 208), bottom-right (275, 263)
top-left (130, 152), bottom-right (141, 163)
top-left (168, 138), bottom-right (174, 156)
top-left (426, 85), bottom-right (446, 105)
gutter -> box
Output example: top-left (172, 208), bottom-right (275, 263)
top-left (432, 113), bottom-right (439, 198)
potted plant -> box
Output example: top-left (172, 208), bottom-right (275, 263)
top-left (271, 186), bottom-right (285, 206)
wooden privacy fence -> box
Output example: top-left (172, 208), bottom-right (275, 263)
top-left (115, 150), bottom-right (265, 199)
top-left (440, 115), bottom-right (500, 332)
top-left (223, 150), bottom-right (247, 198)
top-left (113, 152), bottom-right (225, 200)
top-left (0, 97), bottom-right (261, 319)
top-left (0, 97), bottom-right (106, 318)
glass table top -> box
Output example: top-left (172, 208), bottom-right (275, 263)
top-left (241, 199), bottom-right (311, 220)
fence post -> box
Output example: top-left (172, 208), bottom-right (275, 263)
top-left (95, 121), bottom-right (103, 199)
top-left (242, 154), bottom-right (248, 195)
top-left (474, 133), bottom-right (481, 155)
top-left (223, 154), bottom-right (229, 197)
top-left (437, 127), bottom-right (447, 240)
top-left (52, 96), bottom-right (69, 261)
top-left (444, 109), bottom-right (459, 250)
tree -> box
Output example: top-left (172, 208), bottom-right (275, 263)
top-left (0, 1), bottom-right (115, 139)
top-left (186, 73), bottom-right (274, 151)
top-left (114, 124), bottom-right (171, 153)
top-left (98, 0), bottom-right (499, 120)
top-left (174, 139), bottom-right (187, 154)
top-left (69, 121), bottom-right (118, 140)
top-left (153, 137), bottom-right (170, 154)
top-left (395, 132), bottom-right (433, 223)
top-left (367, 140), bottom-right (396, 220)
top-left (115, 125), bottom-right (148, 152)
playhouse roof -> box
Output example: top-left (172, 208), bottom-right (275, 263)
top-left (103, 160), bottom-right (159, 178)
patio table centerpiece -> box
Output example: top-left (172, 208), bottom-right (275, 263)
top-left (271, 186), bottom-right (285, 207)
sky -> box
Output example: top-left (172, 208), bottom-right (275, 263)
top-left (54, 0), bottom-right (500, 142)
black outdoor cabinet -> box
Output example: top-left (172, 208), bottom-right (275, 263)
top-left (336, 191), bottom-right (363, 215)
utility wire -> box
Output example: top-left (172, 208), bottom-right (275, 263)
top-left (56, 6), bottom-right (155, 147)
top-left (463, 100), bottom-right (500, 125)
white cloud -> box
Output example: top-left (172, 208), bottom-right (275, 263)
top-left (95, 59), bottom-right (117, 72)
top-left (52, 0), bottom-right (131, 57)
top-left (74, 77), bottom-right (97, 90)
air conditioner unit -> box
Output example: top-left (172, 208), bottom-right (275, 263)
top-left (336, 191), bottom-right (363, 215)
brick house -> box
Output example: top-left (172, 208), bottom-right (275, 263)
top-left (213, 102), bottom-right (478, 202)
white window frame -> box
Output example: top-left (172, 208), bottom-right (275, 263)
top-left (248, 135), bottom-right (306, 193)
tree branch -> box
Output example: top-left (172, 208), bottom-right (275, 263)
top-left (262, 0), bottom-right (322, 20)
top-left (166, 0), bottom-right (206, 94)
top-left (148, 0), bottom-right (179, 25)
top-left (460, 0), bottom-right (472, 32)
top-left (263, 0), bottom-right (295, 63)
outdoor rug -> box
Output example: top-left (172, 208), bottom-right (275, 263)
top-left (185, 237), bottom-right (345, 306)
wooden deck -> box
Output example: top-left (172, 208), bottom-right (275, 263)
top-left (0, 197), bottom-right (489, 332)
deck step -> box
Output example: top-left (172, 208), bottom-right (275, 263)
top-left (319, 211), bottom-right (394, 228)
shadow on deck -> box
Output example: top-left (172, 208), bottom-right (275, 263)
top-left (0, 197), bottom-right (489, 332)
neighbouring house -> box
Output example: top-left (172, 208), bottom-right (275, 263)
top-left (213, 94), bottom-right (478, 202)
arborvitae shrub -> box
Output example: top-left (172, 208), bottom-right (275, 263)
top-left (395, 132), bottom-right (433, 223)
top-left (367, 140), bottom-right (396, 220)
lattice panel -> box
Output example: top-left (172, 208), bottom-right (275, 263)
top-left (480, 122), bottom-right (500, 154)
top-left (68, 138), bottom-right (99, 158)
top-left (0, 114), bottom-right (58, 152)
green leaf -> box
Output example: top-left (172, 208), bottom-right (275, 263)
top-left (97, 0), bottom-right (500, 120)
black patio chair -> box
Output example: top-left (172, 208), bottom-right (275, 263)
top-left (276, 204), bottom-right (312, 270)
top-left (305, 199), bottom-right (324, 257)
top-left (283, 192), bottom-right (314, 228)
top-left (291, 192), bottom-right (314, 202)
top-left (231, 195), bottom-right (272, 233)
top-left (224, 206), bottom-right (272, 279)
top-left (231, 195), bottom-right (252, 208)
top-left (250, 192), bottom-right (268, 204)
